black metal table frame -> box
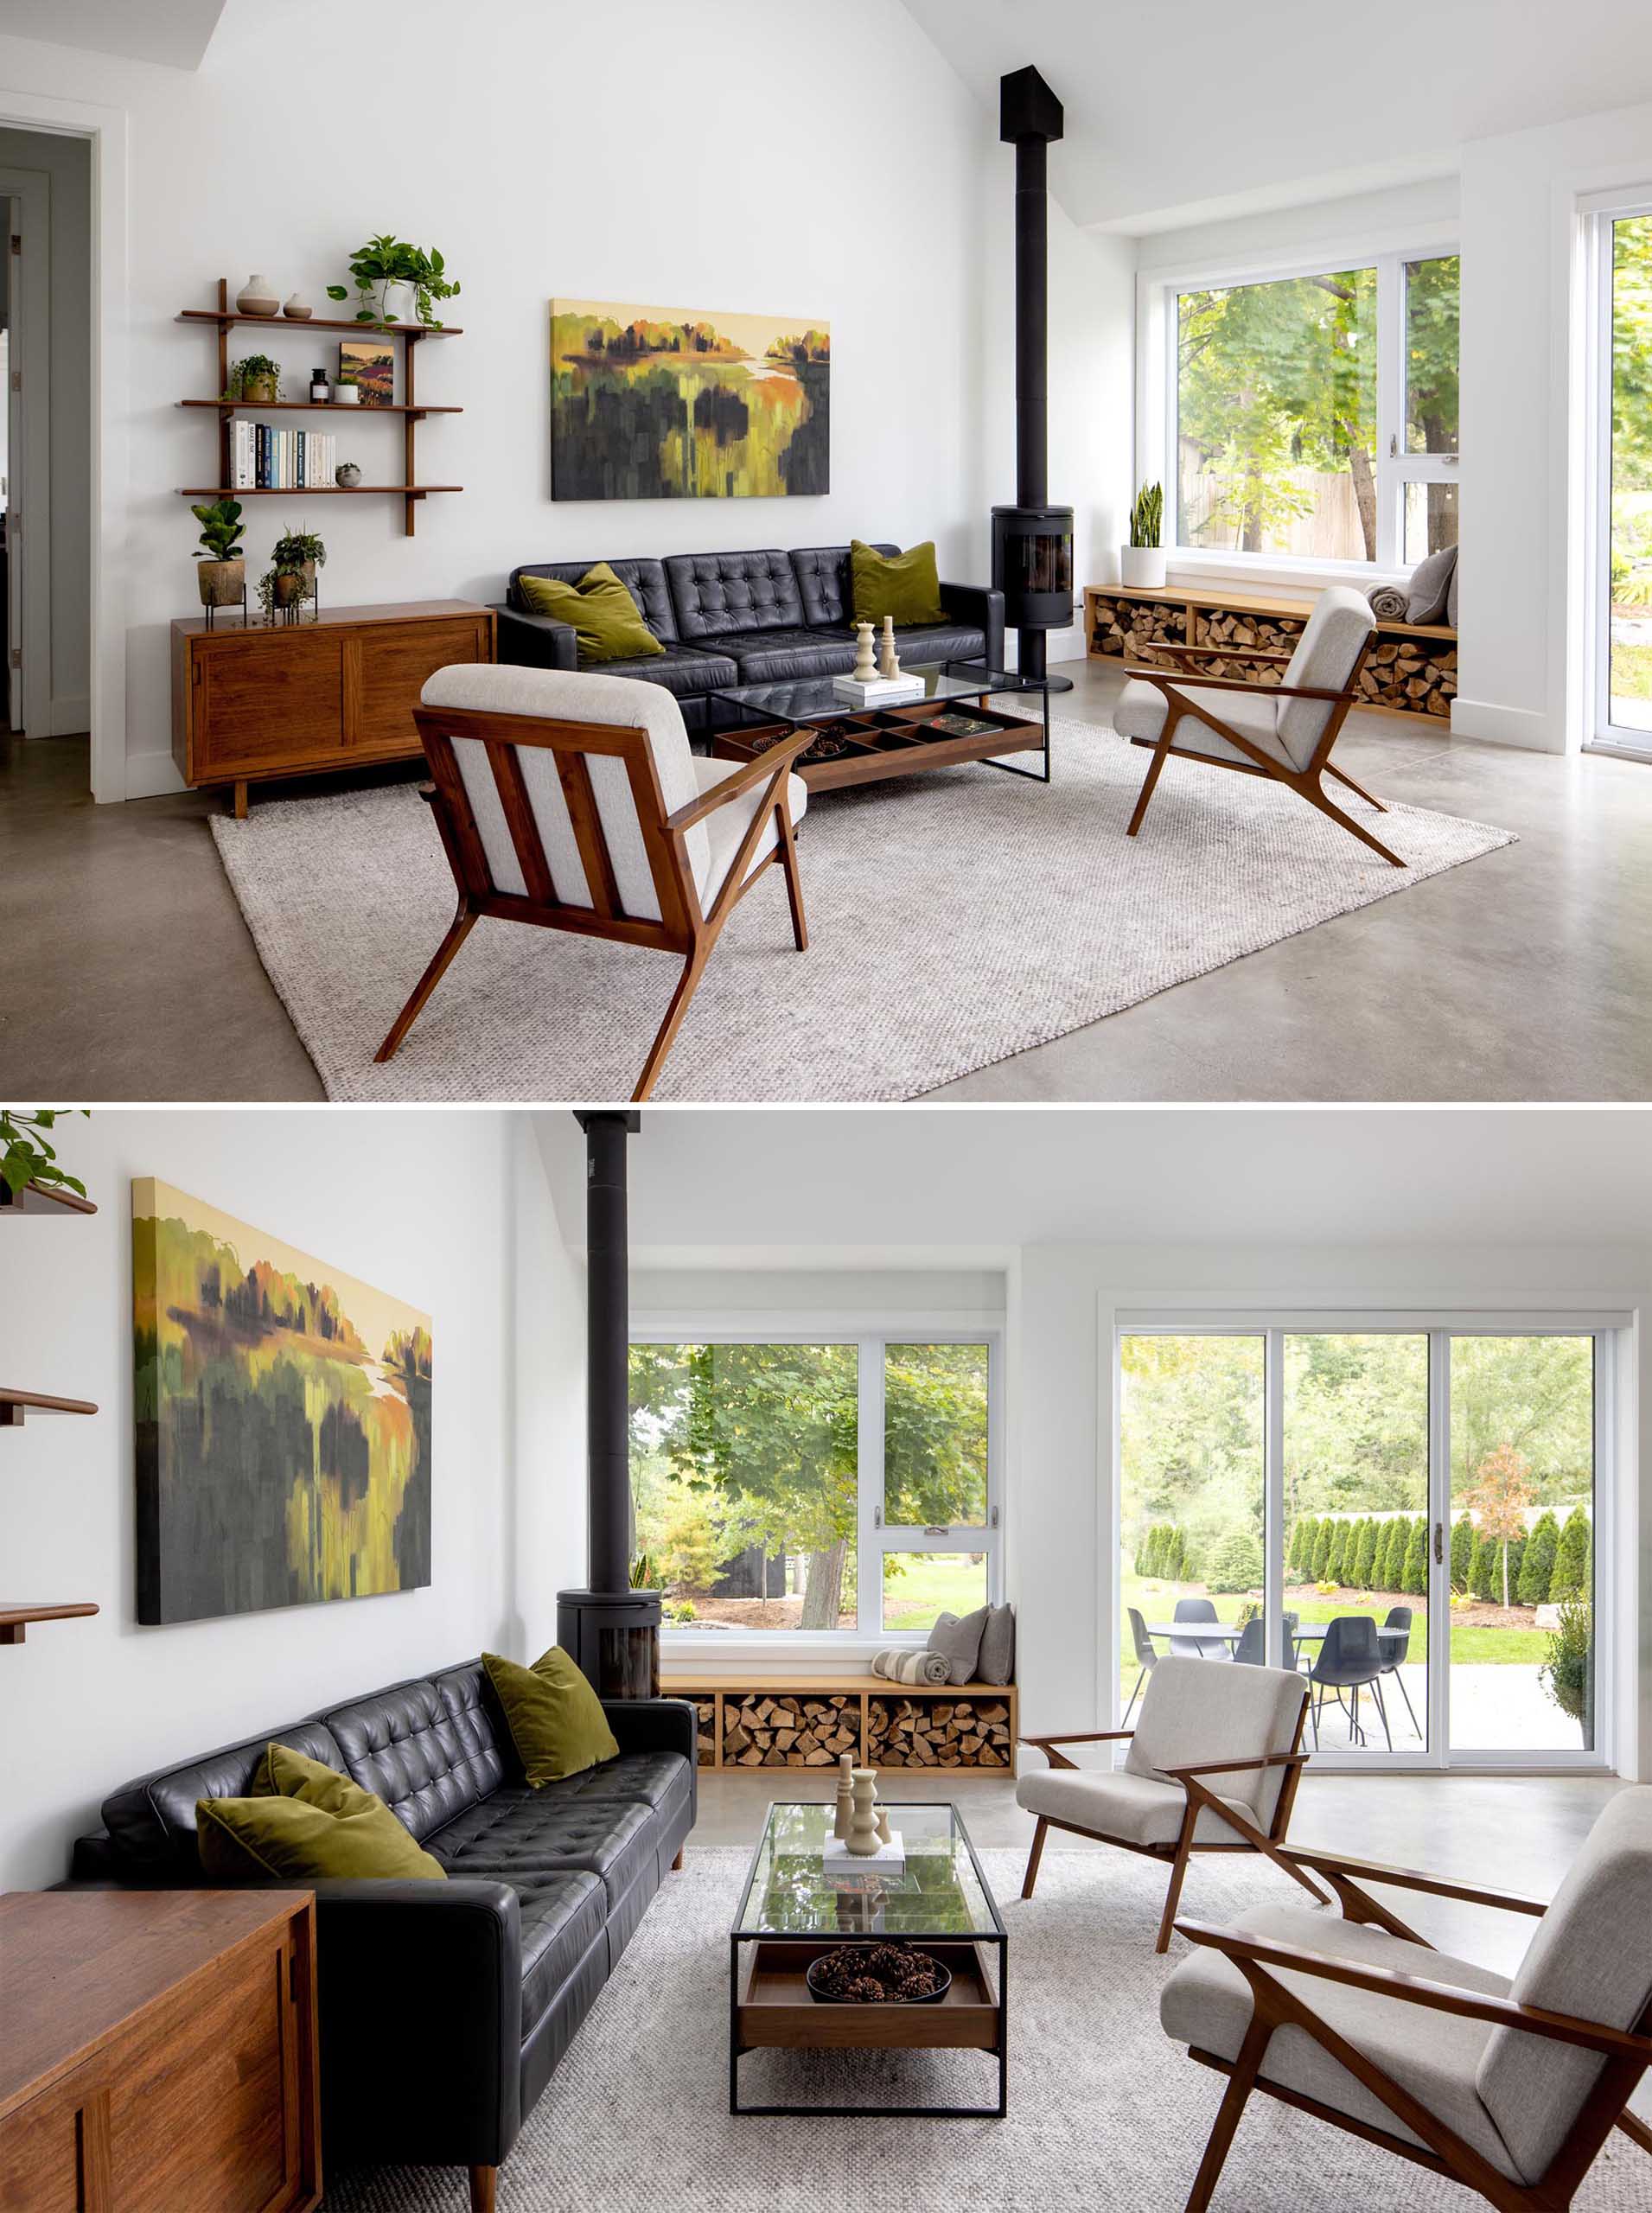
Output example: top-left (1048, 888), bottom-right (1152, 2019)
top-left (707, 658), bottom-right (1072, 788)
top-left (727, 1797), bottom-right (1008, 2120)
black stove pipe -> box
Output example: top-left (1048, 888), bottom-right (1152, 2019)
top-left (579, 1108), bottom-right (635, 1597)
top-left (1012, 129), bottom-right (1049, 514)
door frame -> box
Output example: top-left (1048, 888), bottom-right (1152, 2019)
top-left (0, 166), bottom-right (50, 740)
top-left (1113, 1310), bottom-right (1624, 1775)
top-left (1585, 187), bottom-right (1652, 760)
top-left (0, 90), bottom-right (127, 798)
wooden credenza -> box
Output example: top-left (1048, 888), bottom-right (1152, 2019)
top-left (0, 1889), bottom-right (321, 2213)
top-left (171, 597), bottom-right (495, 816)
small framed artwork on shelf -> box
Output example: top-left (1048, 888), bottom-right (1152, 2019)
top-left (339, 339), bottom-right (394, 406)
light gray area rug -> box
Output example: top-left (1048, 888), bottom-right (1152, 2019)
top-left (319, 1846), bottom-right (1649, 2213)
top-left (212, 720), bottom-right (1515, 1101)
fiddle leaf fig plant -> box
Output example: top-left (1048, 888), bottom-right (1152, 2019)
top-left (1, 1107), bottom-right (90, 1200)
top-left (191, 498), bottom-right (246, 561)
top-left (327, 234), bottom-right (460, 328)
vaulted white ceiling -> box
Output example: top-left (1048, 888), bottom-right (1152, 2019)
top-left (537, 1110), bottom-right (1652, 1257)
top-left (900, 0), bottom-right (1652, 232)
top-left (0, 0), bottom-right (225, 70)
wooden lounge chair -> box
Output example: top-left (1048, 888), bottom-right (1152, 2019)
top-left (376, 664), bottom-right (813, 1102)
top-left (1017, 1655), bottom-right (1320, 1953)
top-left (1161, 1788), bottom-right (1652, 2210)
top-left (1115, 584), bottom-right (1400, 866)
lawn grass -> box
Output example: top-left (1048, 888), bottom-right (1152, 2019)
top-left (879, 1553), bottom-right (988, 1632)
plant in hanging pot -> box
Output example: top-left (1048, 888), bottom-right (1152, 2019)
top-left (327, 233), bottom-right (460, 328)
top-left (226, 354), bottom-right (283, 404)
top-left (191, 497), bottom-right (246, 609)
top-left (1120, 481), bottom-right (1166, 590)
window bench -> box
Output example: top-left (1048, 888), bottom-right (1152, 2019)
top-left (660, 1672), bottom-right (1018, 1771)
top-left (1083, 582), bottom-right (1456, 727)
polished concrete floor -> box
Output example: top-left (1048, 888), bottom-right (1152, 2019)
top-left (691, 1766), bottom-right (1623, 1973)
top-left (7, 660), bottom-right (1652, 1100)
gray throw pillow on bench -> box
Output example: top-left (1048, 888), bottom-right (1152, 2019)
top-left (927, 1605), bottom-right (990, 1685)
top-left (976, 1603), bottom-right (1015, 1685)
top-left (1407, 542), bottom-right (1457, 625)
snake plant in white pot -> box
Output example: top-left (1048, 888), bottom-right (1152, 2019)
top-left (1120, 481), bottom-right (1165, 589)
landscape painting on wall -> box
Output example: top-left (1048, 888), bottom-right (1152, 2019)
top-left (339, 339), bottom-right (394, 405)
top-left (133, 1179), bottom-right (431, 1624)
top-left (551, 299), bottom-right (830, 500)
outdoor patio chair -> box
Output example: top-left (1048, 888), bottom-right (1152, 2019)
top-left (1116, 586), bottom-right (1399, 866)
top-left (1017, 1655), bottom-right (1321, 1952)
top-left (375, 663), bottom-right (813, 1103)
top-left (1378, 1605), bottom-right (1422, 1738)
top-left (1160, 1786), bottom-right (1652, 2212)
top-left (1171, 1596), bottom-right (1224, 1658)
top-left (1306, 1615), bottom-right (1390, 1751)
top-left (1232, 1619), bottom-right (1266, 1666)
top-left (1124, 1606), bottom-right (1160, 1724)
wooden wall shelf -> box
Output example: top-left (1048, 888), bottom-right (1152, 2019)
top-left (1, 1388), bottom-right (99, 1425)
top-left (0, 1603), bottom-right (99, 1643)
top-left (0, 1181), bottom-right (97, 1215)
top-left (663, 1673), bottom-right (1018, 1771)
top-left (177, 280), bottom-right (462, 534)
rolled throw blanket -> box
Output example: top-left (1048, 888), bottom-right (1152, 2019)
top-left (870, 1647), bottom-right (951, 1685)
top-left (1367, 583), bottom-right (1410, 622)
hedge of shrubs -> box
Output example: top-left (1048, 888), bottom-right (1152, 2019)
top-left (1140, 1507), bottom-right (1590, 1606)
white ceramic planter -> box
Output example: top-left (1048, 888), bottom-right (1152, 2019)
top-left (1119, 545), bottom-right (1167, 590)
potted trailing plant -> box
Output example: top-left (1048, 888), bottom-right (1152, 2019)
top-left (1, 1107), bottom-right (90, 1207)
top-left (1540, 1598), bottom-right (1594, 1745)
top-left (1121, 481), bottom-right (1165, 590)
top-left (191, 496), bottom-right (246, 609)
top-left (226, 354), bottom-right (283, 404)
top-left (271, 526), bottom-right (326, 591)
top-left (327, 234), bottom-right (460, 329)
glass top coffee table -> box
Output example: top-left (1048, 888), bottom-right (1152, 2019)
top-left (707, 658), bottom-right (1062, 791)
top-left (728, 1799), bottom-right (1007, 2118)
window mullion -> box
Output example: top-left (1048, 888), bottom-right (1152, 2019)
top-left (857, 1336), bottom-right (884, 1635)
top-left (1375, 252), bottom-right (1405, 569)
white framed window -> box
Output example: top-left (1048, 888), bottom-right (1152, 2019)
top-left (1113, 1311), bottom-right (1619, 1774)
top-left (1585, 190), bottom-right (1652, 756)
top-left (628, 1316), bottom-right (1002, 1646)
top-left (1159, 245), bottom-right (1459, 574)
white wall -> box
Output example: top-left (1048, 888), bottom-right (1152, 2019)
top-left (632, 1266), bottom-right (1005, 1316)
top-left (0, 123), bottom-right (91, 734)
top-left (0, 1106), bottom-right (586, 1891)
top-left (1012, 1240), bottom-right (1647, 1778)
top-left (0, 0), bottom-right (1004, 799)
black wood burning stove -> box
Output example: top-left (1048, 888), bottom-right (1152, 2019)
top-left (992, 65), bottom-right (1074, 686)
top-left (556, 1110), bottom-right (660, 1700)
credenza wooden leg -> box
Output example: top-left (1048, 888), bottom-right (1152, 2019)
top-left (469, 2164), bottom-right (497, 2213)
top-left (233, 779), bottom-right (248, 820)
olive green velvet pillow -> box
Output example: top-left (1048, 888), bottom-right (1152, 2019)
top-left (516, 562), bottom-right (664, 663)
top-left (483, 1646), bottom-right (620, 1786)
top-left (850, 539), bottom-right (945, 627)
top-left (196, 1741), bottom-right (446, 1883)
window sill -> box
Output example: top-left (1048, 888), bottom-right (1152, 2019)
top-left (660, 1630), bottom-right (925, 1661)
top-left (1165, 549), bottom-right (1406, 596)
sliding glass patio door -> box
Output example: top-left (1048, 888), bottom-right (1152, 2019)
top-left (1593, 200), bottom-right (1652, 755)
top-left (1117, 1323), bottom-right (1611, 1769)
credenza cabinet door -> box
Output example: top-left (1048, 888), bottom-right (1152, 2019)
top-left (0, 2063), bottom-right (110, 2210)
top-left (343, 615), bottom-right (491, 759)
top-left (193, 630), bottom-right (344, 776)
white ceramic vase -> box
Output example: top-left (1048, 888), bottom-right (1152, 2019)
top-left (852, 622), bottom-right (877, 684)
top-left (282, 291), bottom-right (314, 321)
top-left (236, 274), bottom-right (278, 317)
top-left (845, 1770), bottom-right (881, 1856)
top-left (333, 383), bottom-right (361, 407)
top-left (833, 1753), bottom-right (854, 1842)
top-left (1119, 544), bottom-right (1167, 590)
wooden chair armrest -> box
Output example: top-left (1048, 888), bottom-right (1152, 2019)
top-left (1123, 665), bottom-right (1349, 704)
top-left (1276, 1846), bottom-right (1547, 1916)
top-left (664, 730), bottom-right (814, 832)
top-left (1159, 1751), bottom-right (1310, 1783)
top-left (1151, 644), bottom-right (1295, 665)
top-left (1173, 1919), bottom-right (1652, 2060)
top-left (1019, 1728), bottom-right (1133, 1772)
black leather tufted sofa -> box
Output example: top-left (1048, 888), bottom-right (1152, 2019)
top-left (68, 1659), bottom-right (696, 2204)
top-left (494, 542), bottom-right (1005, 732)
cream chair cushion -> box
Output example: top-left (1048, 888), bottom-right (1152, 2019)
top-left (691, 757), bottom-right (808, 903)
top-left (420, 662), bottom-right (710, 922)
top-left (1274, 586), bottom-right (1375, 768)
top-left (1015, 1764), bottom-right (1255, 1846)
top-left (1113, 676), bottom-right (1292, 768)
top-left (1160, 1900), bottom-right (1521, 2178)
top-left (1478, 1785), bottom-right (1652, 2181)
top-left (1125, 1655), bottom-right (1306, 1831)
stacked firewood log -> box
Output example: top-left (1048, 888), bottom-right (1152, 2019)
top-left (866, 1695), bottom-right (1013, 1769)
top-left (721, 1693), bottom-right (860, 1768)
top-left (1355, 637), bottom-right (1457, 716)
top-left (1190, 608), bottom-right (1304, 679)
top-left (693, 1700), bottom-right (718, 1766)
top-left (1088, 594), bottom-right (1187, 660)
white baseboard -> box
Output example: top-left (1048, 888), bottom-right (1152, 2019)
top-left (124, 747), bottom-right (186, 800)
top-left (1449, 698), bottom-right (1560, 752)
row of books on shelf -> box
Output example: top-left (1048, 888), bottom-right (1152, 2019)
top-left (229, 421), bottom-right (341, 491)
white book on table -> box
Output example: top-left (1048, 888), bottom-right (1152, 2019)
top-left (832, 673), bottom-right (926, 708)
top-left (822, 1830), bottom-right (905, 1873)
